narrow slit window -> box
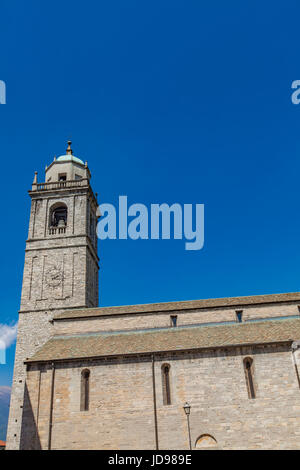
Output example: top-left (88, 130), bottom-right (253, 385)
top-left (236, 310), bottom-right (243, 323)
top-left (244, 358), bottom-right (255, 399)
top-left (170, 315), bottom-right (177, 327)
top-left (80, 369), bottom-right (90, 411)
top-left (162, 364), bottom-right (171, 405)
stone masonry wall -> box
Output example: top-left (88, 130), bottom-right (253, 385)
top-left (23, 343), bottom-right (300, 450)
top-left (53, 302), bottom-right (300, 336)
top-left (6, 310), bottom-right (54, 449)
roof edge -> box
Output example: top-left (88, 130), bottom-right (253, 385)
top-left (54, 291), bottom-right (300, 320)
top-left (24, 340), bottom-right (292, 365)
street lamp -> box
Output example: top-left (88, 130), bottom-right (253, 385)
top-left (183, 402), bottom-right (192, 450)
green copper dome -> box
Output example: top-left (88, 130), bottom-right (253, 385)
top-left (56, 140), bottom-right (84, 165)
top-left (56, 154), bottom-right (84, 165)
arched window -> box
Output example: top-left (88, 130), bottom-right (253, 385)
top-left (243, 357), bottom-right (255, 399)
top-left (195, 434), bottom-right (217, 449)
top-left (161, 364), bottom-right (171, 405)
top-left (80, 369), bottom-right (90, 411)
top-left (49, 203), bottom-right (68, 228)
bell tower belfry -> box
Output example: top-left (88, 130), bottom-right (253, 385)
top-left (21, 140), bottom-right (99, 311)
top-left (6, 141), bottom-right (99, 449)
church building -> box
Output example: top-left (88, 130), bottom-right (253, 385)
top-left (6, 142), bottom-right (300, 450)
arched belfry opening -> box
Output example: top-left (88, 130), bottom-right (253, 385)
top-left (49, 203), bottom-right (68, 229)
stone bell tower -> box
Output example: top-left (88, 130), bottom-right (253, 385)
top-left (20, 140), bottom-right (99, 311)
top-left (6, 141), bottom-right (99, 449)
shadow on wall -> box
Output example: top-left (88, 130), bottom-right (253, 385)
top-left (20, 383), bottom-right (41, 450)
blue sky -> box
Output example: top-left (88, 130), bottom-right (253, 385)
top-left (1, 0), bottom-right (300, 388)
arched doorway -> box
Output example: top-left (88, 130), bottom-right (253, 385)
top-left (195, 434), bottom-right (218, 450)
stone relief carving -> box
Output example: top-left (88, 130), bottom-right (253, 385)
top-left (45, 265), bottom-right (64, 288)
